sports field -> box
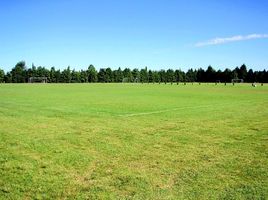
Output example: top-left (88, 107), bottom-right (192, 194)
top-left (0, 83), bottom-right (267, 199)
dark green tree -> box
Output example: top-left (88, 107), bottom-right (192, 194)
top-left (2, 61), bottom-right (268, 83)
top-left (123, 68), bottom-right (133, 82)
top-left (4, 72), bottom-right (12, 83)
top-left (140, 67), bottom-right (148, 83)
top-left (26, 63), bottom-right (37, 81)
top-left (71, 69), bottom-right (81, 83)
top-left (232, 67), bottom-right (239, 80)
top-left (222, 68), bottom-right (232, 82)
top-left (114, 67), bottom-right (124, 82)
top-left (132, 68), bottom-right (140, 82)
top-left (36, 66), bottom-right (49, 78)
top-left (11, 61), bottom-right (27, 83)
top-left (87, 65), bottom-right (97, 82)
top-left (246, 69), bottom-right (254, 82)
top-left (61, 66), bottom-right (71, 83)
top-left (0, 69), bottom-right (4, 83)
top-left (148, 70), bottom-right (153, 82)
top-left (55, 70), bottom-right (61, 83)
top-left (175, 69), bottom-right (183, 83)
top-left (205, 66), bottom-right (216, 82)
top-left (239, 64), bottom-right (247, 80)
top-left (98, 68), bottom-right (106, 82)
top-left (159, 70), bottom-right (166, 83)
top-left (152, 71), bottom-right (160, 83)
top-left (80, 70), bottom-right (88, 83)
top-left (215, 70), bottom-right (222, 82)
top-left (257, 70), bottom-right (266, 83)
top-left (186, 68), bottom-right (196, 82)
top-left (264, 70), bottom-right (268, 83)
top-left (50, 67), bottom-right (57, 83)
top-left (0, 69), bottom-right (5, 83)
top-left (166, 69), bottom-right (175, 83)
top-left (196, 68), bottom-right (205, 82)
top-left (105, 68), bottom-right (113, 82)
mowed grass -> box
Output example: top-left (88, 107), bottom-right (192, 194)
top-left (0, 83), bottom-right (267, 199)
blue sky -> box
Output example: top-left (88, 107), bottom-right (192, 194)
top-left (1, 0), bottom-right (268, 71)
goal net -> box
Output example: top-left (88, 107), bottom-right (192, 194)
top-left (231, 79), bottom-right (243, 83)
top-left (29, 77), bottom-right (48, 83)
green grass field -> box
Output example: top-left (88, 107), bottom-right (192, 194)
top-left (0, 83), bottom-right (267, 199)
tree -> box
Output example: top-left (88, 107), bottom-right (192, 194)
top-left (264, 70), bottom-right (268, 83)
top-left (80, 70), bottom-right (88, 83)
top-left (148, 70), bottom-right (153, 82)
top-left (175, 69), bottom-right (183, 83)
top-left (61, 66), bottom-right (71, 83)
top-left (27, 63), bottom-right (37, 81)
top-left (132, 68), bottom-right (140, 82)
top-left (4, 72), bottom-right (12, 83)
top-left (166, 69), bottom-right (175, 83)
top-left (105, 68), bottom-right (113, 82)
top-left (87, 65), bottom-right (97, 82)
top-left (246, 69), bottom-right (254, 83)
top-left (123, 68), bottom-right (133, 82)
top-left (232, 67), bottom-right (239, 79)
top-left (159, 70), bottom-right (166, 83)
top-left (114, 67), bottom-right (124, 82)
top-left (205, 66), bottom-right (216, 82)
top-left (239, 64), bottom-right (247, 80)
top-left (222, 68), bottom-right (232, 82)
top-left (215, 70), bottom-right (222, 82)
top-left (55, 70), bottom-right (61, 83)
top-left (50, 67), bottom-right (57, 83)
top-left (98, 68), bottom-right (106, 82)
top-left (186, 68), bottom-right (196, 82)
top-left (258, 70), bottom-right (266, 83)
top-left (196, 68), bottom-right (205, 82)
top-left (0, 69), bottom-right (4, 83)
top-left (152, 71), bottom-right (160, 83)
top-left (140, 67), bottom-right (148, 83)
top-left (71, 69), bottom-right (81, 83)
top-left (11, 61), bottom-right (27, 83)
top-left (2, 61), bottom-right (268, 83)
top-left (36, 66), bottom-right (49, 78)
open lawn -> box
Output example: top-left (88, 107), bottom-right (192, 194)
top-left (0, 83), bottom-right (268, 199)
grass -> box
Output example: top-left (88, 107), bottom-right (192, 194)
top-left (0, 83), bottom-right (267, 199)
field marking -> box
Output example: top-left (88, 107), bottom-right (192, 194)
top-left (118, 105), bottom-right (218, 117)
top-left (118, 101), bottom-right (255, 117)
top-left (2, 99), bottom-right (266, 117)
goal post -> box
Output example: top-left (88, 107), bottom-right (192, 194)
top-left (29, 77), bottom-right (48, 83)
top-left (231, 79), bottom-right (243, 83)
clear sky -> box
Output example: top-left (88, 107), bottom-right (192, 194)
top-left (1, 0), bottom-right (268, 71)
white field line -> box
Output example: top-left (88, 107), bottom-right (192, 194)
top-left (118, 101), bottom-right (255, 117)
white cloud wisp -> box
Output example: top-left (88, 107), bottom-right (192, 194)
top-left (195, 34), bottom-right (268, 47)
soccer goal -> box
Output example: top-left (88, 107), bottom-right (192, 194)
top-left (231, 79), bottom-right (243, 83)
top-left (28, 77), bottom-right (48, 83)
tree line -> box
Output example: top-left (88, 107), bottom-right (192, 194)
top-left (0, 61), bottom-right (267, 83)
